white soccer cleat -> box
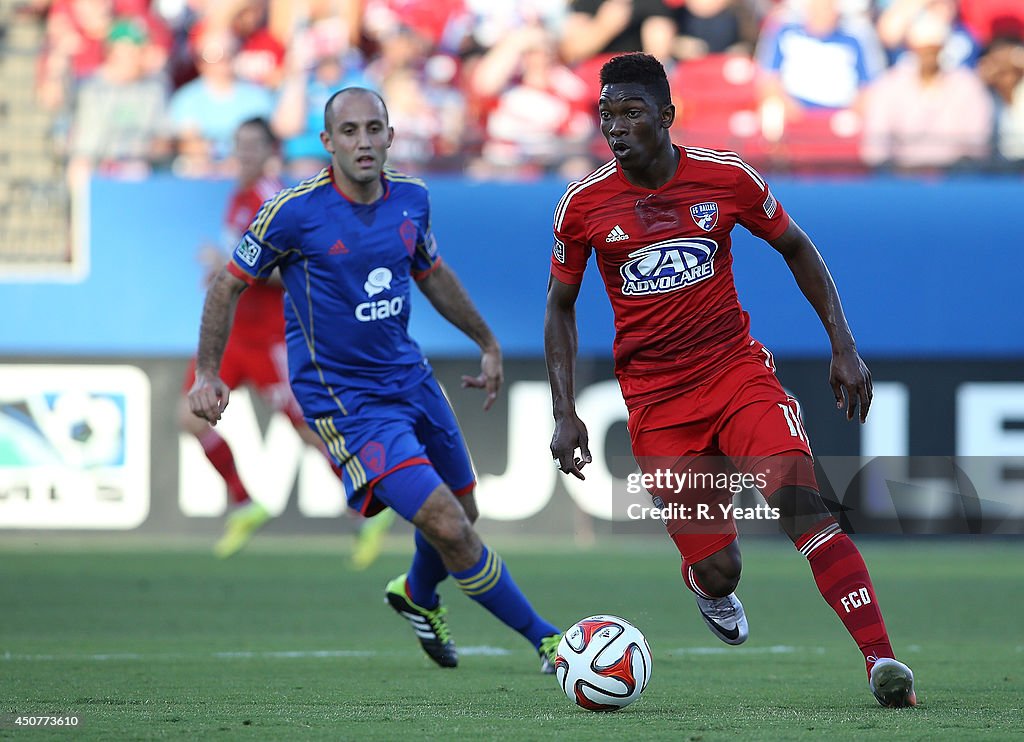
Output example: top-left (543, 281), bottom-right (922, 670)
top-left (869, 657), bottom-right (917, 708)
top-left (695, 593), bottom-right (748, 645)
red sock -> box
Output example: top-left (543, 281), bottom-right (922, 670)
top-left (797, 519), bottom-right (894, 670)
top-left (198, 429), bottom-right (249, 505)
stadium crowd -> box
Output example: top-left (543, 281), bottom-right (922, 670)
top-left (23, 0), bottom-right (1024, 181)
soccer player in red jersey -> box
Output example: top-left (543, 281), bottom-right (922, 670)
top-left (180, 117), bottom-right (395, 561)
top-left (179, 116), bottom-right (305, 556)
top-left (544, 54), bottom-right (916, 707)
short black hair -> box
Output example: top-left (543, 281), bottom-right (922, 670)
top-left (323, 87), bottom-right (389, 131)
top-left (237, 116), bottom-right (278, 147)
top-left (599, 53), bottom-right (672, 108)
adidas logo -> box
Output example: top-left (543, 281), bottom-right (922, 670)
top-left (401, 611), bottom-right (437, 639)
top-left (606, 225), bottom-right (629, 242)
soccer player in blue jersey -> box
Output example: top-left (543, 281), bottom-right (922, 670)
top-left (189, 87), bottom-right (562, 672)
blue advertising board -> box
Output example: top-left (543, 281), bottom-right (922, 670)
top-left (2, 174), bottom-right (1021, 357)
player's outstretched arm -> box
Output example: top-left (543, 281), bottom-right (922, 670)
top-left (769, 219), bottom-right (873, 423)
top-left (189, 268), bottom-right (248, 425)
top-left (545, 275), bottom-right (592, 479)
top-left (416, 262), bottom-right (503, 410)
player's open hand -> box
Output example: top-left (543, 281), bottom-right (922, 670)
top-left (829, 347), bottom-right (872, 423)
top-left (188, 372), bottom-right (231, 425)
top-left (462, 346), bottom-right (503, 411)
top-left (551, 412), bottom-right (592, 480)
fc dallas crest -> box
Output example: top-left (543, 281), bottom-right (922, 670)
top-left (689, 202), bottom-right (719, 232)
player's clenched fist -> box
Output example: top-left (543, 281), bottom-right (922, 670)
top-left (189, 373), bottom-right (230, 425)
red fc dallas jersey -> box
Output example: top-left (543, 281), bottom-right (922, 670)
top-left (224, 175), bottom-right (285, 347)
top-left (551, 146), bottom-right (790, 408)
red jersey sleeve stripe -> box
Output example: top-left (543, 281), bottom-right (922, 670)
top-left (412, 255), bottom-right (442, 281)
top-left (684, 147), bottom-right (766, 190)
top-left (227, 260), bottom-right (259, 285)
top-left (553, 161), bottom-right (617, 232)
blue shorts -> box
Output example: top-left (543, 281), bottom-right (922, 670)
top-left (309, 376), bottom-right (475, 520)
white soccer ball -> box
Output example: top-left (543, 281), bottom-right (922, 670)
top-left (554, 614), bottom-right (653, 711)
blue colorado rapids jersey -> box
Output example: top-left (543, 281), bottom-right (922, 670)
top-left (227, 167), bottom-right (440, 418)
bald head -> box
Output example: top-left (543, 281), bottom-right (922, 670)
top-left (323, 87), bottom-right (389, 132)
top-left (319, 86), bottom-right (394, 202)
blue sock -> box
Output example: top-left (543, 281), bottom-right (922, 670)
top-left (406, 529), bottom-right (448, 609)
top-left (452, 545), bottom-right (560, 648)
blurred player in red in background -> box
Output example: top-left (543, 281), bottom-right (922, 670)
top-left (180, 117), bottom-right (394, 563)
top-left (544, 54), bottom-right (916, 708)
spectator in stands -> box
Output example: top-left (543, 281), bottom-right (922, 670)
top-left (457, 0), bottom-right (569, 150)
top-left (363, 24), bottom-right (467, 171)
top-left (155, 0), bottom-right (205, 88)
top-left (861, 13), bottom-right (993, 169)
top-left (363, 0), bottom-right (471, 54)
top-left (66, 17), bottom-right (170, 189)
top-left (756, 0), bottom-right (883, 114)
top-left (273, 49), bottom-right (374, 177)
top-left (958, 0), bottom-right (1024, 47)
top-left (469, 25), bottom-right (595, 177)
top-left (877, 0), bottom-right (980, 68)
top-left (168, 26), bottom-right (274, 176)
top-left (669, 0), bottom-right (754, 61)
top-left (38, 0), bottom-right (114, 110)
top-left (268, 0), bottom-right (363, 63)
top-left (462, 0), bottom-right (567, 53)
top-left (978, 35), bottom-right (1024, 162)
top-left (561, 0), bottom-right (676, 65)
top-left (227, 0), bottom-right (286, 89)
top-left (380, 64), bottom-right (466, 171)
top-left (39, 0), bottom-right (171, 110)
top-left (560, 0), bottom-right (676, 99)
top-left (111, 0), bottom-right (172, 73)
top-left (364, 20), bottom-right (430, 85)
top-left (175, 2), bottom-right (285, 91)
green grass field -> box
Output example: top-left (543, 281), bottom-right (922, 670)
top-left (2, 536), bottom-right (1022, 740)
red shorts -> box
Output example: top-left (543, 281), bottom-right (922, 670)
top-left (627, 339), bottom-right (817, 563)
top-left (183, 337), bottom-right (304, 425)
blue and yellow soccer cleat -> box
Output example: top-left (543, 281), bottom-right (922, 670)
top-left (538, 633), bottom-right (562, 674)
top-left (348, 509), bottom-right (397, 571)
top-left (385, 574), bottom-right (458, 668)
top-left (213, 501), bottom-right (270, 559)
